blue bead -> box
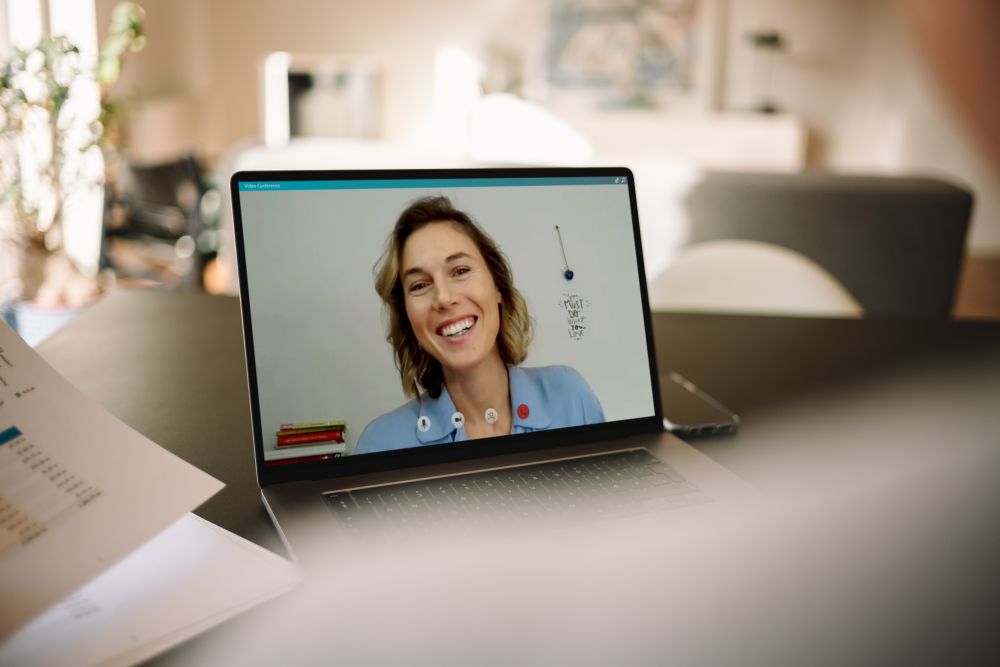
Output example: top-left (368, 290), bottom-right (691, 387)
top-left (564, 270), bottom-right (574, 280)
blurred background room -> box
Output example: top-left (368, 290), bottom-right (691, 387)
top-left (2, 0), bottom-right (998, 345)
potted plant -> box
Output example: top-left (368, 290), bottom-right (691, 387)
top-left (0, 2), bottom-right (145, 341)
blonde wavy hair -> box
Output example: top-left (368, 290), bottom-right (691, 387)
top-left (374, 196), bottom-right (533, 399)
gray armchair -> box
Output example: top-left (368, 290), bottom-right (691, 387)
top-left (681, 171), bottom-right (973, 318)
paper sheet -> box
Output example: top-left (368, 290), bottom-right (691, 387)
top-left (0, 513), bottom-right (299, 667)
top-left (0, 322), bottom-right (224, 639)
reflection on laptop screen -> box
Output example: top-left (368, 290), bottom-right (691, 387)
top-left (236, 174), bottom-right (655, 467)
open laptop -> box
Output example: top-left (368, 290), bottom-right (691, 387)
top-left (230, 167), bottom-right (751, 564)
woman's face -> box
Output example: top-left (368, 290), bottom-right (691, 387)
top-left (400, 222), bottom-right (503, 377)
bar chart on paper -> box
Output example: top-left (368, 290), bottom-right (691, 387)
top-left (0, 425), bottom-right (103, 556)
top-left (0, 338), bottom-right (102, 556)
top-left (0, 322), bottom-right (224, 641)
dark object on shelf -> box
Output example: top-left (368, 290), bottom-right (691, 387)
top-left (102, 154), bottom-right (220, 289)
top-left (747, 29), bottom-right (787, 114)
top-left (749, 31), bottom-right (785, 50)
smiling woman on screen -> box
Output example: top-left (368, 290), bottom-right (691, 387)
top-left (356, 196), bottom-right (604, 454)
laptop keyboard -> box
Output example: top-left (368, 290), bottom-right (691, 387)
top-left (325, 449), bottom-right (712, 539)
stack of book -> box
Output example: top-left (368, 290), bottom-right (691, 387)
top-left (264, 420), bottom-right (347, 467)
top-left (276, 420), bottom-right (346, 447)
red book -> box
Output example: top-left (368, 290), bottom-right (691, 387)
top-left (276, 429), bottom-right (344, 447)
top-left (277, 421), bottom-right (346, 435)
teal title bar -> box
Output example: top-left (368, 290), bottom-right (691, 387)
top-left (238, 176), bottom-right (624, 192)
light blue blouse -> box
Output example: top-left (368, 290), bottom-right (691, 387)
top-left (355, 365), bottom-right (604, 455)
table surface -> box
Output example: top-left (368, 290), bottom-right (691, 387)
top-left (36, 288), bottom-right (1000, 554)
top-left (34, 288), bottom-right (1000, 663)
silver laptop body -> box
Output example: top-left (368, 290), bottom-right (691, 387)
top-left (230, 168), bottom-right (750, 567)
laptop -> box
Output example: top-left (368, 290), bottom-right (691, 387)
top-left (230, 167), bottom-right (751, 565)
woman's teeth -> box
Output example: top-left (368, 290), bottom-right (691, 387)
top-left (440, 317), bottom-right (475, 337)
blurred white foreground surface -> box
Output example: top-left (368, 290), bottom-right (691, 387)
top-left (0, 514), bottom-right (298, 667)
top-left (179, 428), bottom-right (998, 666)
top-left (161, 347), bottom-right (1000, 666)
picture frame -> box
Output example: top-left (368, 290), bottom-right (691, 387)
top-left (543, 0), bottom-right (726, 112)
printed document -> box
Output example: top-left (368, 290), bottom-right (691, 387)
top-left (0, 322), bottom-right (224, 640)
top-left (0, 513), bottom-right (298, 667)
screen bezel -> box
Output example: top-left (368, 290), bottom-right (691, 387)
top-left (230, 167), bottom-right (664, 488)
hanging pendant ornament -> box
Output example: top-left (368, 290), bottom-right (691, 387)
top-left (484, 408), bottom-right (498, 424)
top-left (554, 225), bottom-right (574, 280)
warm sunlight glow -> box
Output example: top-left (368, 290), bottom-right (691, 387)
top-left (466, 94), bottom-right (593, 164)
top-left (430, 44), bottom-right (483, 158)
top-left (263, 51), bottom-right (291, 149)
top-left (6, 0), bottom-right (42, 49)
top-left (48, 0), bottom-right (97, 59)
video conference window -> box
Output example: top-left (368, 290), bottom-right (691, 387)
top-left (238, 177), bottom-right (655, 466)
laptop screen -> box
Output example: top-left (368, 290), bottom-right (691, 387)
top-left (232, 169), bottom-right (660, 482)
